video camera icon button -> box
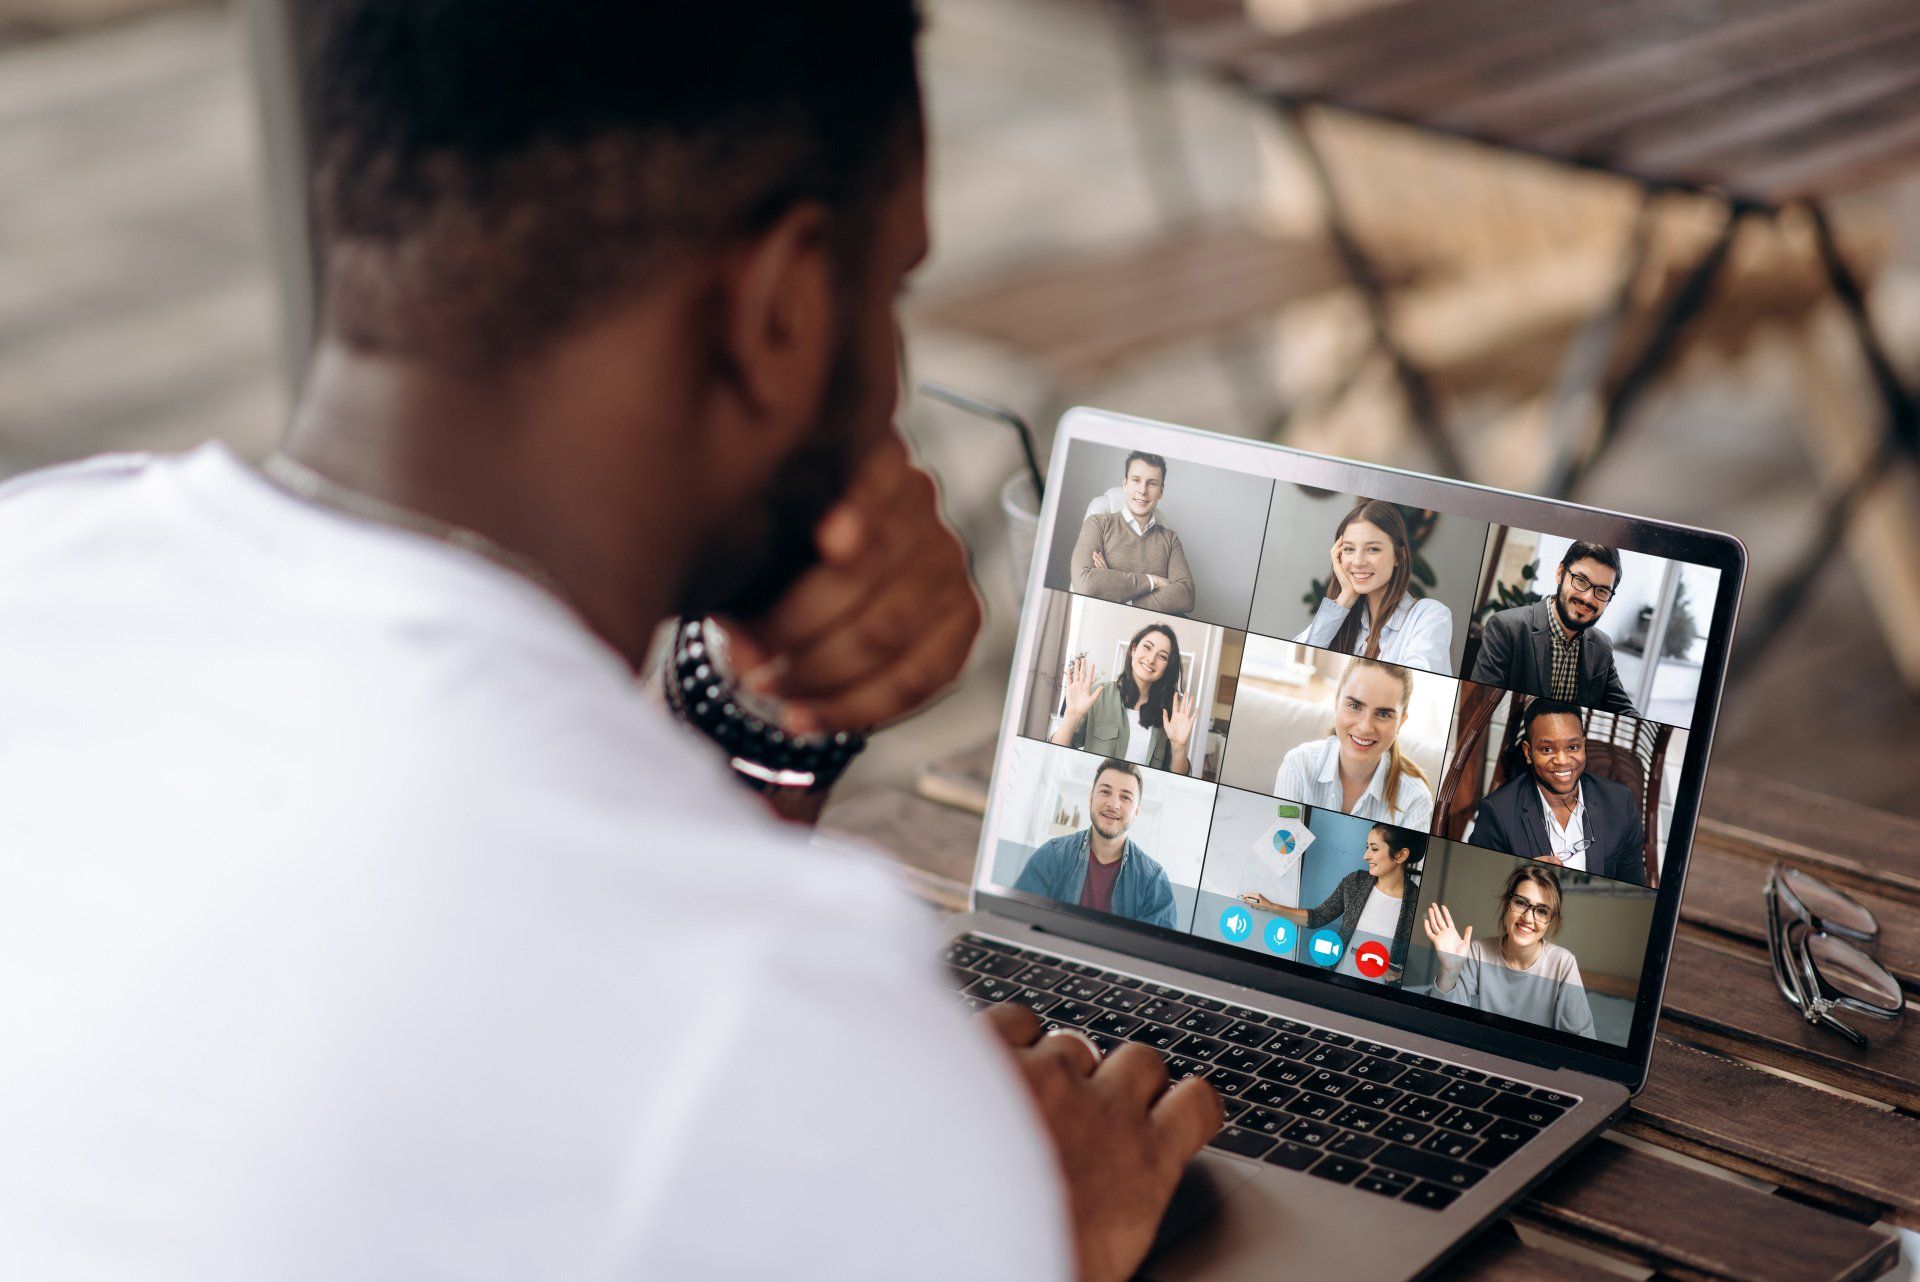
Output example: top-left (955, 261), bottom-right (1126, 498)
top-left (1219, 905), bottom-right (1253, 943)
top-left (1307, 928), bottom-right (1345, 968)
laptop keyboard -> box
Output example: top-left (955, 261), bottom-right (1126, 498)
top-left (946, 934), bottom-right (1577, 1213)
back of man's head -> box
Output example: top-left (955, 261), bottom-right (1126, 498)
top-left (300, 0), bottom-right (923, 367)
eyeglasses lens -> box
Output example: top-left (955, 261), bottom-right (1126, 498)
top-left (1782, 868), bottom-right (1877, 940)
top-left (1806, 933), bottom-right (1904, 1011)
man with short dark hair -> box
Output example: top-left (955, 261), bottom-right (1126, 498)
top-left (1471, 541), bottom-right (1639, 714)
top-left (1013, 760), bottom-right (1179, 928)
top-left (1070, 450), bottom-right (1195, 614)
top-left (0, 5), bottom-right (1218, 1279)
top-left (1468, 700), bottom-right (1649, 885)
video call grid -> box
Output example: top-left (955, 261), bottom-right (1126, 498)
top-left (1017, 585), bottom-right (1677, 895)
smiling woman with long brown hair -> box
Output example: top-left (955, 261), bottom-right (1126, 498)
top-left (1295, 499), bottom-right (1455, 675)
top-left (1050, 621), bottom-right (1199, 774)
top-left (1423, 863), bottom-right (1596, 1038)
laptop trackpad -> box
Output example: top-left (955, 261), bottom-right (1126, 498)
top-left (1146, 1154), bottom-right (1256, 1261)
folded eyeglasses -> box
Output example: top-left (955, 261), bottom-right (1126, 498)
top-left (1764, 865), bottom-right (1905, 1047)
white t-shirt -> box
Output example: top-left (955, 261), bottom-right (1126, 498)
top-left (0, 447), bottom-right (1068, 1281)
top-left (1123, 710), bottom-right (1151, 765)
top-left (1538, 785), bottom-right (1589, 873)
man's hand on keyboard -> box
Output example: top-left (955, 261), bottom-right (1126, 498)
top-left (982, 1003), bottom-right (1224, 1282)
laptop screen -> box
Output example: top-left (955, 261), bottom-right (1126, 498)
top-left (977, 411), bottom-right (1743, 1060)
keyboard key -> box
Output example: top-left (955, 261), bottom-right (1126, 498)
top-left (1135, 999), bottom-right (1191, 1027)
top-left (1222, 1100), bottom-right (1252, 1124)
top-left (1348, 1084), bottom-right (1403, 1112)
top-left (946, 942), bottom-right (987, 968)
top-left (1082, 1029), bottom-right (1122, 1055)
top-left (1313, 1031), bottom-right (1357, 1048)
top-left (1007, 988), bottom-right (1061, 1015)
top-left (1346, 1055), bottom-right (1405, 1084)
top-left (1328, 1130), bottom-right (1384, 1161)
top-left (1464, 1120), bottom-right (1540, 1169)
top-left (1175, 1034), bottom-right (1227, 1062)
top-left (1394, 1069), bottom-right (1449, 1097)
top-left (1241, 1106), bottom-right (1289, 1136)
top-left (1185, 995), bottom-right (1227, 1013)
top-left (1435, 1106), bottom-right (1494, 1137)
top-left (1060, 960), bottom-right (1102, 976)
top-left (1257, 1059), bottom-right (1313, 1087)
top-left (1144, 982), bottom-right (1182, 999)
top-left (1353, 1040), bottom-right (1397, 1059)
top-left (1483, 1075), bottom-right (1530, 1095)
top-left (1205, 1069), bottom-right (1255, 1099)
top-left (1243, 1080), bottom-right (1297, 1111)
top-left (1089, 1011), bottom-right (1142, 1039)
top-left (1395, 1052), bottom-right (1443, 1071)
top-left (1303, 1045), bottom-right (1361, 1072)
top-left (1208, 1126), bottom-right (1275, 1159)
top-left (1437, 1080), bottom-right (1496, 1110)
top-left (1301, 1069), bottom-right (1357, 1099)
top-left (1163, 1055), bottom-right (1207, 1081)
top-left (1219, 1021), bottom-right (1275, 1050)
top-left (1378, 1118), bottom-right (1432, 1147)
top-left (1176, 1010), bottom-right (1232, 1037)
top-left (965, 976), bottom-right (1015, 1002)
top-left (1281, 1118), bottom-right (1336, 1148)
top-left (1131, 1025), bottom-right (1185, 1052)
top-left (1215, 1046), bottom-right (1272, 1077)
top-left (1332, 1103), bottom-right (1387, 1134)
top-left (1225, 1005), bottom-right (1267, 1023)
top-left (1439, 1064), bottom-right (1488, 1084)
top-left (1111, 975), bottom-right (1144, 989)
top-left (1282, 1092), bottom-right (1342, 1122)
top-left (1390, 1095), bottom-right (1445, 1122)
top-left (1056, 976), bottom-right (1108, 1003)
top-left (1012, 962), bottom-right (1068, 989)
top-left (1308, 1155), bottom-right (1366, 1184)
top-left (1262, 1141), bottom-right (1319, 1171)
top-left (1264, 1032), bottom-right (1314, 1060)
top-left (1486, 1093), bottom-right (1567, 1127)
top-left (1402, 1181), bottom-right (1462, 1211)
top-left (1269, 1017), bottom-right (1312, 1035)
top-left (1354, 1169), bottom-right (1413, 1198)
top-left (971, 936), bottom-right (1020, 954)
top-left (1373, 1144), bottom-right (1487, 1190)
top-left (1047, 1000), bottom-right (1100, 1026)
top-left (1095, 987), bottom-right (1146, 1013)
top-left (1531, 1089), bottom-right (1577, 1108)
top-left (973, 953), bottom-right (1025, 979)
top-left (1420, 1130), bottom-right (1480, 1162)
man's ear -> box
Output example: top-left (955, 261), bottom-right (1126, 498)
top-left (715, 201), bottom-right (836, 449)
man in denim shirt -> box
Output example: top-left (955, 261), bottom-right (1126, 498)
top-left (1014, 760), bottom-right (1178, 929)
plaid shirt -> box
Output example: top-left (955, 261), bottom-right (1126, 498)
top-left (1545, 603), bottom-right (1581, 701)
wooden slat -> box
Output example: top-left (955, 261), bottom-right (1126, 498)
top-left (1742, 108), bottom-right (1920, 203)
top-left (1520, 1138), bottom-right (1900, 1282)
top-left (1342, 0), bottom-right (1807, 123)
top-left (1629, 1037), bottom-right (1920, 1225)
top-left (1659, 933), bottom-right (1920, 1111)
top-left (1436, 1228), bottom-right (1629, 1282)
top-left (1439, 0), bottom-right (1920, 143)
top-left (1699, 766), bottom-right (1920, 901)
top-left (1681, 844), bottom-right (1920, 991)
top-left (1646, 79), bottom-right (1920, 191)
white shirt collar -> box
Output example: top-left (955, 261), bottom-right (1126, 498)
top-left (1313, 735), bottom-right (1391, 805)
top-left (1122, 509), bottom-right (1157, 536)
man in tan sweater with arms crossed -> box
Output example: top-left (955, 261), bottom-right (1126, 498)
top-left (1071, 451), bottom-right (1196, 614)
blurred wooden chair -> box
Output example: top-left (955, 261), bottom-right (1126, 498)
top-left (1436, 685), bottom-right (1670, 887)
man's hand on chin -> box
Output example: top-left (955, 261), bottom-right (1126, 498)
top-left (721, 428), bottom-right (982, 762)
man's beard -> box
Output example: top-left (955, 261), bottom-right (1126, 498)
top-left (676, 326), bottom-right (868, 623)
top-left (1090, 815), bottom-right (1131, 842)
top-left (1553, 584), bottom-right (1597, 634)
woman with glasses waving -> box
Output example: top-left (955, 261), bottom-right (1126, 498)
top-left (1423, 864), bottom-right (1596, 1038)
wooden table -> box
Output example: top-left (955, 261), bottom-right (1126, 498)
top-left (1140, 0), bottom-right (1920, 680)
top-left (822, 750), bottom-right (1919, 1280)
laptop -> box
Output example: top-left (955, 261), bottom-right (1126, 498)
top-left (942, 405), bottom-right (1746, 1279)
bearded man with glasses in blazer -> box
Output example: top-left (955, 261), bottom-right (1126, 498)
top-left (1472, 542), bottom-right (1640, 716)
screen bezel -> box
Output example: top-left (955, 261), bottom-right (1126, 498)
top-left (971, 406), bottom-right (1747, 1091)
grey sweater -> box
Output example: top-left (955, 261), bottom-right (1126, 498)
top-left (1070, 513), bottom-right (1195, 615)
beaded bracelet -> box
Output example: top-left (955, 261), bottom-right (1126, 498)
top-left (662, 617), bottom-right (866, 794)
